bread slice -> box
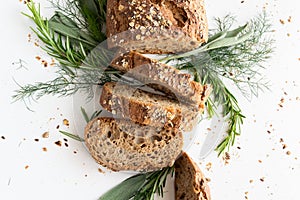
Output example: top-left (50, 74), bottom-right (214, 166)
top-left (100, 82), bottom-right (202, 132)
top-left (110, 51), bottom-right (211, 107)
top-left (106, 0), bottom-right (208, 54)
top-left (84, 117), bottom-right (183, 171)
top-left (175, 152), bottom-right (211, 200)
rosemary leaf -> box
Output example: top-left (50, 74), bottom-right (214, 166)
top-left (59, 130), bottom-right (84, 142)
top-left (80, 107), bottom-right (90, 123)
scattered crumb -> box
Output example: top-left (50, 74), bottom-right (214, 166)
top-left (41, 60), bottom-right (48, 67)
top-left (245, 191), bottom-right (249, 199)
top-left (63, 138), bottom-right (68, 142)
top-left (237, 146), bottom-right (241, 149)
top-left (241, 0), bottom-right (245, 3)
top-left (73, 150), bottom-right (77, 154)
top-left (278, 98), bottom-right (284, 108)
top-left (260, 177), bottom-right (265, 182)
top-left (207, 128), bottom-right (211, 131)
top-left (35, 56), bottom-right (41, 61)
top-left (1, 136), bottom-right (5, 140)
top-left (64, 143), bottom-right (69, 147)
top-left (287, 16), bottom-right (292, 22)
top-left (267, 130), bottom-right (271, 134)
top-left (84, 174), bottom-right (88, 177)
top-left (56, 125), bottom-right (60, 129)
top-left (42, 147), bottom-right (47, 152)
top-left (98, 168), bottom-right (105, 174)
top-left (279, 19), bottom-right (285, 24)
top-left (282, 144), bottom-right (287, 149)
top-left (42, 132), bottom-right (49, 138)
top-left (34, 139), bottom-right (39, 142)
top-left (63, 119), bottom-right (70, 126)
top-left (258, 160), bottom-right (262, 163)
top-left (205, 162), bottom-right (212, 171)
top-left (223, 152), bottom-right (230, 165)
top-left (286, 151), bottom-right (291, 155)
top-left (249, 179), bottom-right (253, 183)
top-left (25, 165), bottom-right (29, 170)
top-left (54, 141), bottom-right (62, 147)
top-left (287, 33), bottom-right (291, 37)
top-left (279, 138), bottom-right (284, 143)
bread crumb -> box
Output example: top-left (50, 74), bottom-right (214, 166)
top-left (42, 147), bottom-right (47, 152)
top-left (42, 132), bottom-right (49, 138)
top-left (260, 177), bottom-right (265, 182)
top-left (1, 136), bottom-right (5, 140)
top-left (63, 119), bottom-right (70, 126)
top-left (25, 165), bottom-right (29, 170)
top-left (98, 168), bottom-right (105, 174)
top-left (279, 19), bottom-right (285, 24)
top-left (286, 151), bottom-right (291, 155)
top-left (288, 16), bottom-right (292, 22)
top-left (249, 179), bottom-right (253, 183)
top-left (205, 162), bottom-right (212, 171)
top-left (258, 160), bottom-right (262, 163)
top-left (55, 141), bottom-right (62, 147)
top-left (287, 33), bottom-right (291, 37)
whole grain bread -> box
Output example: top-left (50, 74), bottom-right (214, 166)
top-left (110, 51), bottom-right (211, 107)
top-left (106, 0), bottom-right (208, 54)
top-left (174, 152), bottom-right (211, 200)
top-left (84, 117), bottom-right (183, 171)
top-left (100, 82), bottom-right (202, 132)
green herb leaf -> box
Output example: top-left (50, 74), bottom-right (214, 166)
top-left (76, 0), bottom-right (107, 42)
top-left (99, 174), bottom-right (147, 200)
top-left (80, 107), bottom-right (90, 123)
top-left (59, 130), bottom-right (84, 142)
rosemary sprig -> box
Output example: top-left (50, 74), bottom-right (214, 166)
top-left (99, 167), bottom-right (174, 200)
top-left (59, 130), bottom-right (84, 142)
top-left (23, 2), bottom-right (87, 73)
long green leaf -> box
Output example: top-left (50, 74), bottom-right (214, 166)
top-left (59, 130), bottom-right (84, 142)
top-left (99, 174), bottom-right (147, 200)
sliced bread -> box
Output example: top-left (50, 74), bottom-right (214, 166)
top-left (106, 0), bottom-right (208, 54)
top-left (100, 82), bottom-right (202, 132)
top-left (110, 51), bottom-right (211, 107)
top-left (175, 152), bottom-right (211, 200)
top-left (84, 117), bottom-right (183, 171)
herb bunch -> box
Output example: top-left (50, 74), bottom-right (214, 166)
top-left (16, 1), bottom-right (274, 155)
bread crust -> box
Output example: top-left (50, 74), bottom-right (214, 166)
top-left (110, 51), bottom-right (211, 107)
top-left (100, 82), bottom-right (201, 131)
top-left (175, 152), bottom-right (211, 200)
top-left (84, 117), bottom-right (183, 171)
top-left (106, 0), bottom-right (208, 53)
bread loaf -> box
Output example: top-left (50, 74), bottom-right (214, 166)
top-left (175, 152), bottom-right (211, 200)
top-left (84, 117), bottom-right (183, 171)
top-left (100, 82), bottom-right (202, 132)
top-left (106, 0), bottom-right (208, 54)
top-left (110, 51), bottom-right (211, 107)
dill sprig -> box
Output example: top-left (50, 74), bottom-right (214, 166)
top-left (49, 0), bottom-right (107, 43)
top-left (173, 13), bottom-right (274, 154)
top-left (99, 166), bottom-right (174, 200)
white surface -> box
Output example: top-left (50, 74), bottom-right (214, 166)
top-left (1, 0), bottom-right (300, 199)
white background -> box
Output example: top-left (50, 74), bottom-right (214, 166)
top-left (1, 0), bottom-right (300, 199)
